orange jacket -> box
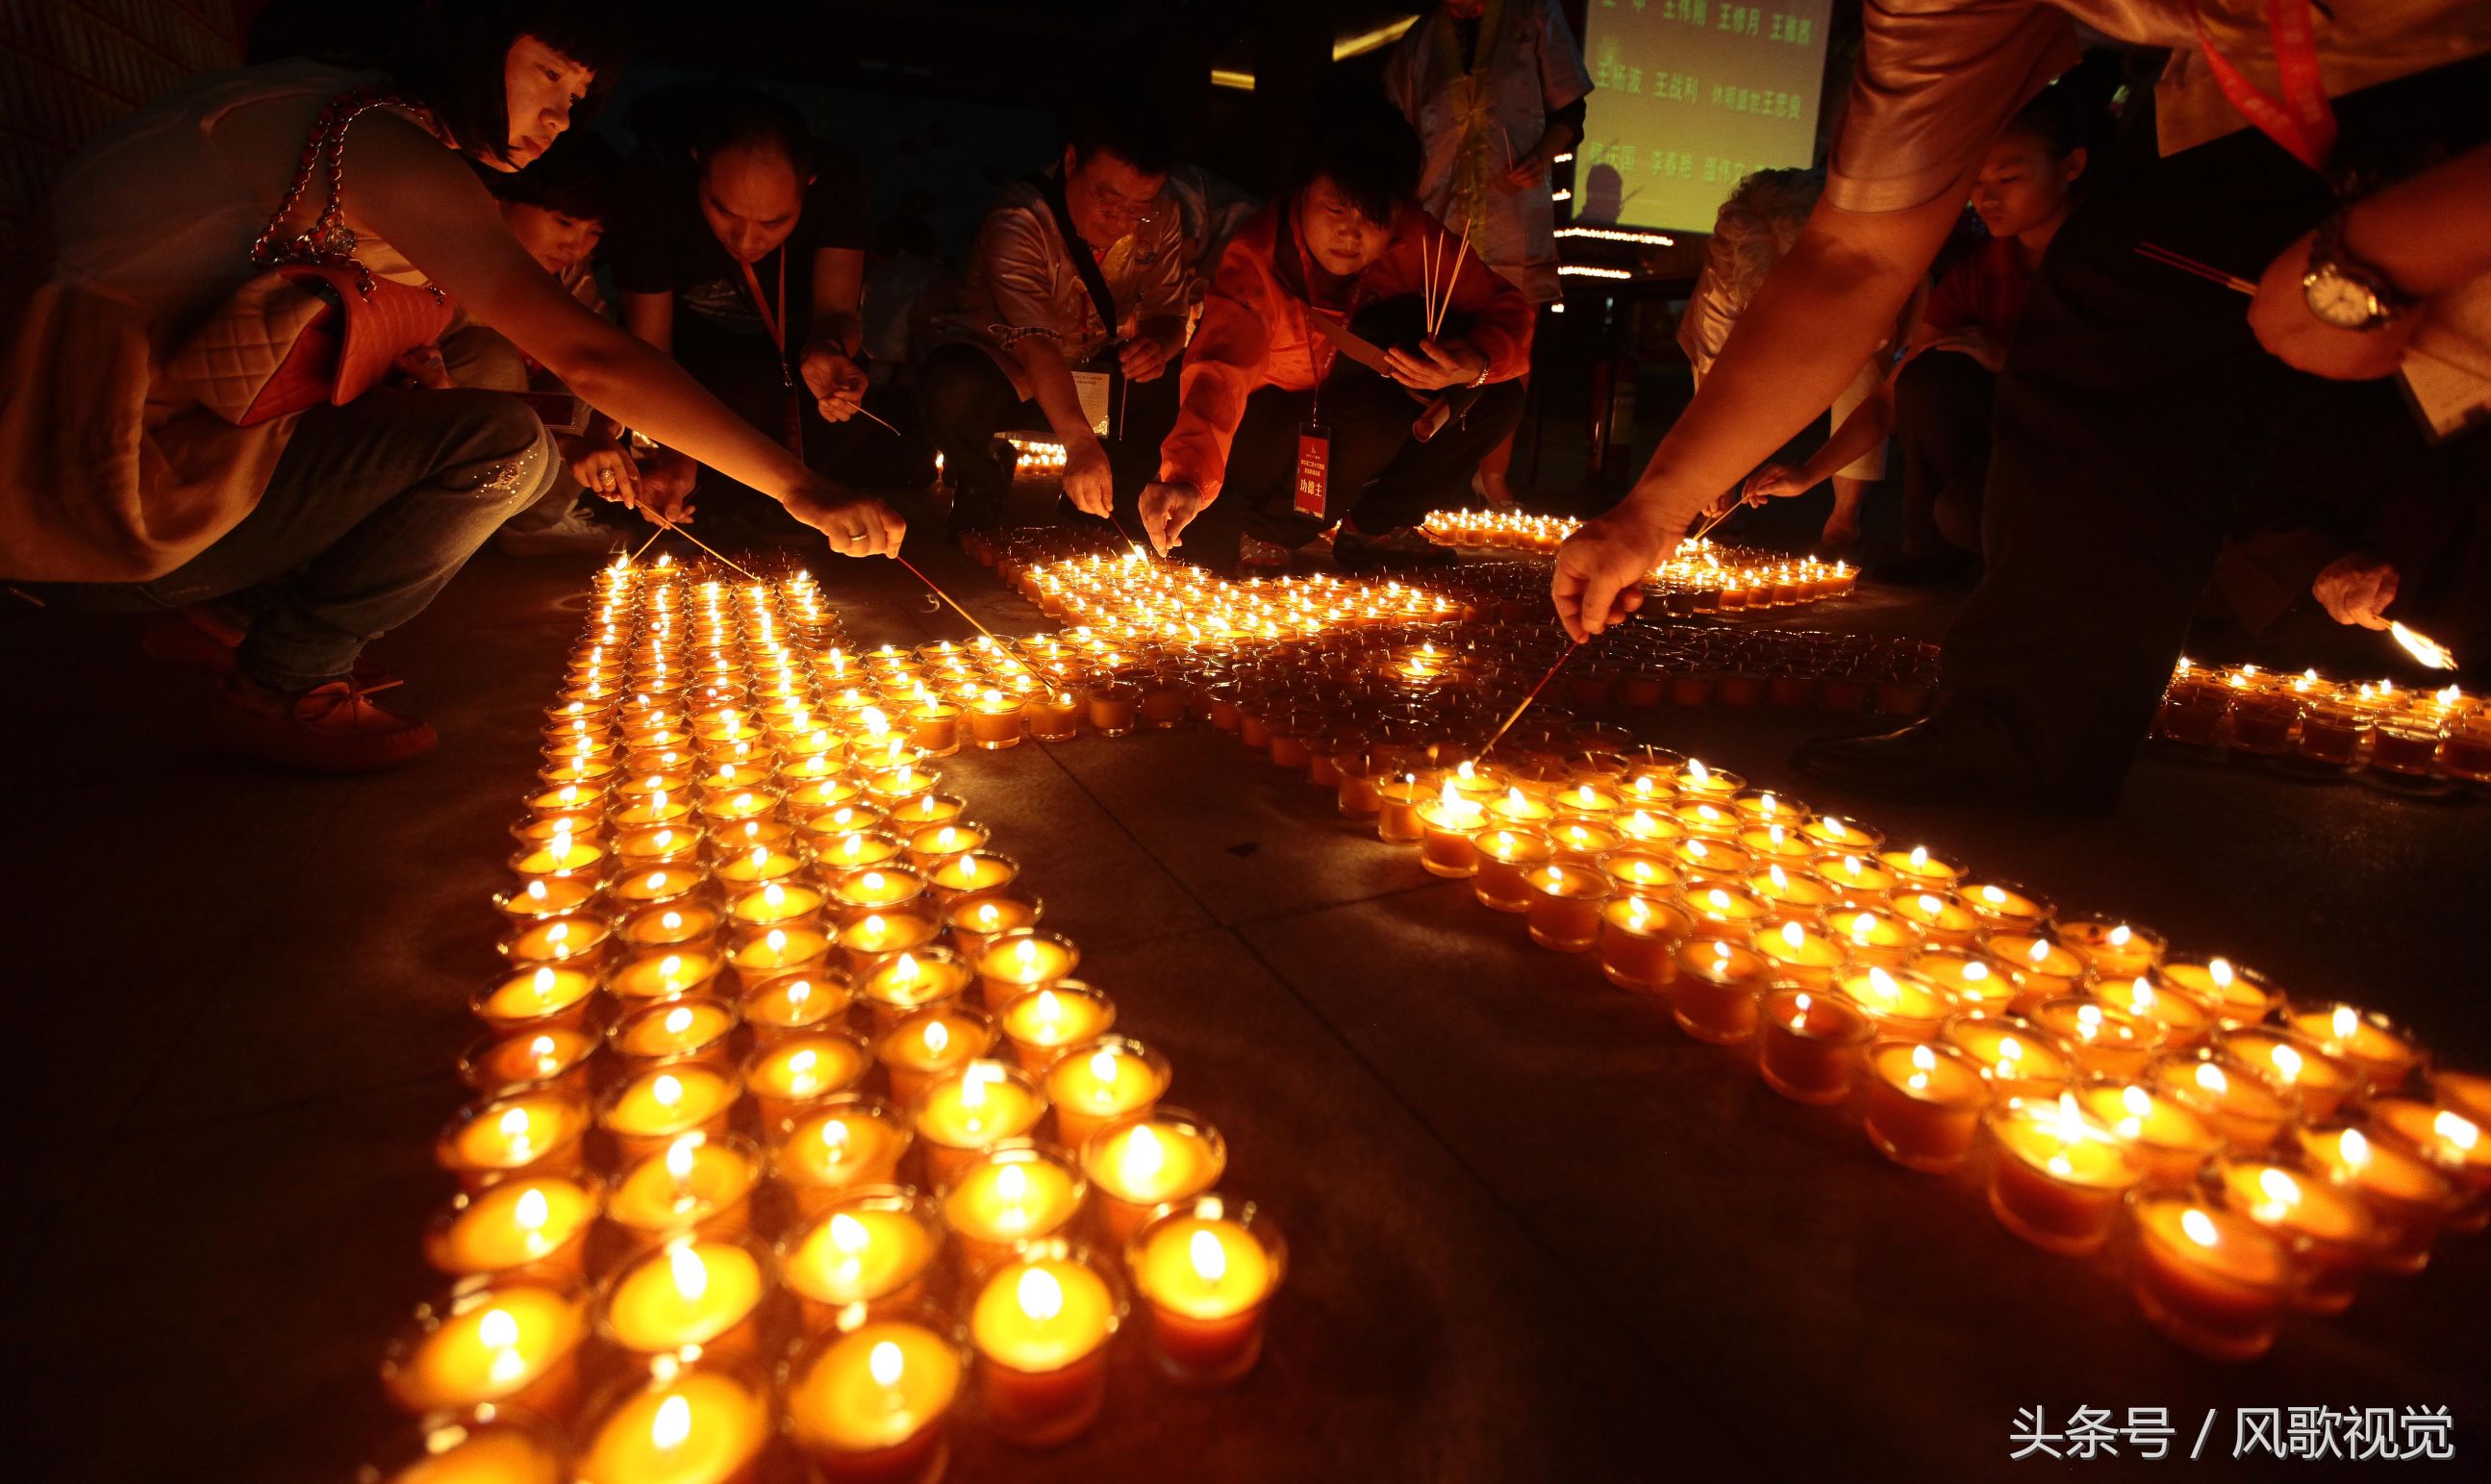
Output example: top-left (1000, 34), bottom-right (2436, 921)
top-left (1156, 196), bottom-right (1535, 501)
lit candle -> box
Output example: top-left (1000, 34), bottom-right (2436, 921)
top-left (924, 848), bottom-right (1019, 901)
top-left (2287, 1001), bottom-right (2424, 1094)
top-left (1876, 843), bottom-right (1963, 892)
top-left (723, 880), bottom-right (824, 933)
top-left (1863, 1042), bottom-right (1989, 1172)
top-left (1752, 917), bottom-right (1843, 989)
top-left (1128, 1198), bottom-right (1283, 1388)
top-left (1984, 1093), bottom-right (2146, 1255)
top-left (1545, 816), bottom-right (1624, 867)
top-left (875, 1005), bottom-right (995, 1106)
top-left (498, 913), bottom-right (613, 969)
top-left (382, 1281), bottom-right (586, 1417)
top-left (598, 1064), bottom-right (741, 1163)
top-left (459, 1024), bottom-right (599, 1099)
top-left (969, 1249), bottom-right (1120, 1447)
top-left (2032, 994), bottom-right (2164, 1079)
top-left (614, 948), bottom-right (726, 1004)
top-left (828, 867), bottom-right (930, 921)
top-left (606, 1134), bottom-right (761, 1245)
top-left (424, 1175), bottom-right (598, 1280)
top-left (1082, 1109), bottom-right (1227, 1245)
top-left (365, 1406), bottom-right (566, 1484)
top-left (742, 1030), bottom-right (871, 1128)
top-left (470, 965), bottom-right (598, 1032)
top-left (916, 1059), bottom-right (1049, 1186)
top-left (2296, 1123), bottom-right (2454, 1274)
top-left (493, 873), bottom-right (600, 921)
top-left (943, 1143), bottom-right (1087, 1275)
top-left (573, 1359), bottom-right (769, 1484)
top-left (856, 947), bottom-right (975, 1026)
top-left (1670, 938), bottom-right (1769, 1044)
top-left (1523, 862), bottom-right (1613, 951)
top-left (2056, 917), bottom-right (2166, 979)
top-left (1043, 1036), bottom-right (1172, 1150)
top-left (2220, 1025), bottom-right (2357, 1120)
top-left (2153, 1048), bottom-right (2296, 1152)
top-left (775, 1097), bottom-right (914, 1217)
top-left (1838, 965), bottom-right (1953, 1043)
top-left (2155, 954), bottom-right (2278, 1028)
top-left (739, 970), bottom-right (854, 1040)
top-left (436, 1093), bottom-right (591, 1190)
top-left (1745, 862), bottom-right (1836, 921)
top-left (2127, 1196), bottom-right (2293, 1361)
top-left (1906, 949), bottom-right (2018, 1015)
top-left (1957, 878), bottom-right (2051, 933)
top-left (943, 890), bottom-right (1040, 959)
top-left (1598, 848), bottom-right (1681, 901)
top-left (1471, 828), bottom-right (1556, 913)
top-left (2208, 1156), bottom-right (2378, 1314)
top-left (1889, 890), bottom-right (1980, 950)
top-left (1757, 989), bottom-right (1875, 1105)
top-left (784, 1319), bottom-right (964, 1482)
top-left (833, 909), bottom-right (941, 976)
top-left (2096, 973), bottom-right (2211, 1051)
top-left (2369, 1098), bottom-right (2490, 1232)
top-left (1416, 779), bottom-right (1488, 878)
top-left (778, 1192), bottom-right (941, 1321)
top-left (598, 1236), bottom-right (767, 1359)
top-left (1937, 1014), bottom-right (2075, 1101)
top-left (1597, 894), bottom-right (1693, 992)
top-left (609, 996), bottom-right (739, 1065)
top-left (724, 925), bottom-right (831, 987)
top-left (2075, 1078), bottom-right (2221, 1191)
top-left (972, 930), bottom-right (1080, 1011)
top-left (997, 982), bottom-right (1118, 1073)
top-left (1375, 772), bottom-right (1426, 844)
top-left (1820, 905), bottom-right (1922, 968)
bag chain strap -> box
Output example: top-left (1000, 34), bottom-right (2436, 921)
top-left (248, 88), bottom-right (448, 304)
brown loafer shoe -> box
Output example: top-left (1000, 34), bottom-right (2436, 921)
top-left (201, 677), bottom-right (439, 773)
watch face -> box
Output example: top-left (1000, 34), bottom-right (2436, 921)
top-left (2304, 267), bottom-right (2382, 330)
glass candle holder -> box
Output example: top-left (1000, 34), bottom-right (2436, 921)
top-left (1837, 965), bottom-right (1954, 1043)
top-left (1984, 1095), bottom-right (2147, 1256)
top-left (998, 982), bottom-right (1118, 1073)
top-left (460, 1024), bottom-right (600, 1101)
top-left (2295, 1122), bottom-right (2454, 1275)
top-left (856, 947), bottom-right (974, 1029)
top-left (2094, 972), bottom-right (2212, 1052)
top-left (907, 700), bottom-right (963, 757)
top-left (724, 880), bottom-right (826, 937)
top-left (2033, 994), bottom-right (2165, 1079)
top-left (608, 995), bottom-right (740, 1068)
top-left (778, 1187), bottom-right (944, 1323)
top-left (471, 966), bottom-right (599, 1034)
top-left (572, 1354), bottom-right (770, 1484)
top-left (2127, 1193), bottom-right (2293, 1361)
top-left (1086, 680), bottom-right (1141, 737)
top-left (923, 847), bottom-right (1019, 903)
top-left (1957, 879), bottom-right (2052, 935)
top-left (782, 1307), bottom-right (968, 1484)
top-left (361, 1403), bottom-right (569, 1484)
top-left (2368, 1096), bottom-right (2491, 1233)
top-left (1889, 890), bottom-right (1981, 950)
top-left (1757, 988), bottom-right (1875, 1106)
top-left (1751, 918), bottom-right (1843, 989)
top-left (1471, 828), bottom-right (1556, 913)
top-left (597, 1061), bottom-right (742, 1165)
top-left (436, 1092), bottom-right (591, 1191)
top-left (943, 889), bottom-right (1042, 960)
top-left (941, 1140), bottom-right (1088, 1278)
top-left (1415, 789), bottom-right (1489, 877)
top-left (1028, 689), bottom-right (1084, 742)
top-left (1864, 1041), bottom-right (1990, 1173)
top-left (2285, 1000), bottom-right (2425, 1095)
top-left (2205, 1156), bottom-right (2378, 1315)
top-left (2057, 917), bottom-right (2167, 979)
top-left (1524, 862), bottom-right (1613, 951)
top-left (776, 1096), bottom-right (916, 1219)
top-left (381, 1277), bottom-right (588, 1421)
top-left (1546, 816), bottom-right (1625, 868)
top-left (1126, 1195), bottom-right (1285, 1388)
top-left (498, 914), bottom-right (613, 972)
top-left (605, 1132), bottom-right (762, 1247)
top-left (594, 1233), bottom-right (771, 1363)
top-left (740, 968), bottom-right (854, 1042)
top-left (1938, 1013), bottom-right (2076, 1102)
top-left (742, 1029), bottom-right (873, 1129)
top-left (2153, 955), bottom-right (2277, 1030)
top-left (969, 1241), bottom-right (1124, 1448)
top-left (613, 951), bottom-right (729, 1011)
top-left (828, 867), bottom-right (931, 925)
top-left (423, 1172), bottom-right (600, 1282)
top-left (916, 1059), bottom-right (1050, 1188)
top-left (1908, 949), bottom-right (2018, 1017)
top-left (973, 930), bottom-right (1081, 1012)
top-left (1670, 938), bottom-right (1769, 1044)
top-left (2074, 1076), bottom-right (2222, 1191)
top-left (2153, 1047), bottom-right (2298, 1153)
top-left (836, 910), bottom-right (943, 976)
top-left (876, 1004), bottom-right (997, 1108)
top-left (1044, 1036), bottom-right (1173, 1151)
top-left (726, 927), bottom-right (832, 991)
top-left (1082, 1107), bottom-right (1228, 1248)
top-left (1375, 771), bottom-right (1427, 844)
top-left (2220, 1025), bottom-right (2358, 1121)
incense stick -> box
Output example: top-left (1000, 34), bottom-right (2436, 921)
top-left (624, 523), bottom-right (667, 564)
top-left (847, 403), bottom-right (902, 437)
top-left (639, 509), bottom-right (762, 581)
top-left (1431, 225), bottom-right (1472, 340)
top-left (2134, 242), bottom-right (2255, 295)
top-left (897, 554), bottom-right (1004, 642)
top-left (1479, 641), bottom-right (1581, 755)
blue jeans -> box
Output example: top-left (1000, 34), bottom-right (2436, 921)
top-left (62, 388), bottom-right (554, 691)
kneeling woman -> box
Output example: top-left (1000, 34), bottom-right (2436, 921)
top-left (0, 1), bottom-right (903, 772)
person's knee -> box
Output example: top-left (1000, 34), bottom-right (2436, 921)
top-left (439, 325), bottom-right (530, 392)
top-left (434, 390), bottom-right (559, 513)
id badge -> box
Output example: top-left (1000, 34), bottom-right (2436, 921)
top-left (1070, 369), bottom-right (1114, 439)
top-left (1294, 424), bottom-right (1330, 518)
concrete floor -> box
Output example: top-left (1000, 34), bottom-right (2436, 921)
top-left (8, 536), bottom-right (2487, 1484)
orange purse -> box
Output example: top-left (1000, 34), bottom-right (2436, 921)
top-left (169, 88), bottom-right (457, 426)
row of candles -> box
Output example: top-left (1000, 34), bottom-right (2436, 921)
top-left (1417, 508), bottom-right (1858, 613)
top-left (368, 558), bottom-right (1284, 1484)
top-left (2158, 659), bottom-right (2489, 790)
top-left (945, 541), bottom-right (2489, 1365)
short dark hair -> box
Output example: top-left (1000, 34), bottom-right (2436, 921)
top-left (391, 1), bottom-right (627, 169)
top-left (489, 130), bottom-right (626, 221)
top-left (1292, 99), bottom-right (1422, 228)
top-left (2000, 85), bottom-right (2098, 162)
top-left (1065, 98), bottom-right (1178, 178)
top-left (690, 88), bottom-right (818, 183)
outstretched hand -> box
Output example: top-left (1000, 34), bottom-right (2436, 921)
top-left (786, 483), bottom-right (906, 559)
top-left (1139, 480), bottom-right (1209, 556)
top-left (1552, 507), bottom-right (1676, 642)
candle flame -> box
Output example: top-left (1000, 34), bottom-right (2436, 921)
top-left (2331, 1004), bottom-right (2360, 1044)
top-left (1123, 1122), bottom-right (1165, 1183)
top-left (662, 1005), bottom-right (692, 1036)
top-left (2270, 1042), bottom-right (2303, 1083)
top-left (2389, 620), bottom-right (2458, 670)
top-left (652, 1072), bottom-right (684, 1110)
top-left (2436, 1110), bottom-right (2480, 1153)
top-left (995, 1162), bottom-right (1029, 1203)
top-left (512, 1187), bottom-right (549, 1233)
top-left (829, 1211), bottom-right (868, 1255)
top-left (650, 1393), bottom-right (692, 1451)
top-left (2195, 1062), bottom-right (2229, 1096)
top-left (665, 1136), bottom-right (697, 1184)
top-left (922, 1019), bottom-right (950, 1057)
top-left (868, 1339), bottom-right (904, 1387)
top-left (2179, 1207), bottom-right (2220, 1247)
top-left (667, 1242), bottom-right (708, 1301)
top-left (1906, 1044), bottom-right (1935, 1092)
top-left (1017, 1266), bottom-right (1064, 1321)
top-left (2258, 1167), bottom-right (2302, 1207)
top-left (1190, 1227), bottom-right (1228, 1282)
top-left (1779, 919), bottom-right (1806, 949)
top-left (476, 1306), bottom-right (519, 1351)
top-left (2340, 1127), bottom-right (2371, 1170)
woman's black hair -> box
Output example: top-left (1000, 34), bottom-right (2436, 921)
top-left (689, 88), bottom-right (818, 183)
top-left (1064, 97), bottom-right (1178, 179)
top-left (390, 1), bottom-right (629, 167)
top-left (487, 130), bottom-right (626, 221)
top-left (1291, 96), bottom-right (1423, 229)
top-left (1999, 85), bottom-right (2098, 163)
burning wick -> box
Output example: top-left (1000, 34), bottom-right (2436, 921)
top-left (2389, 621), bottom-right (2458, 671)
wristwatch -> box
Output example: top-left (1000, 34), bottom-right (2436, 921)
top-left (2301, 212), bottom-right (2412, 332)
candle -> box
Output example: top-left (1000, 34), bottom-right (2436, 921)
top-left (713, 843), bottom-right (804, 888)
top-left (607, 861), bottom-right (711, 908)
top-left (2032, 994), bottom-right (2163, 1079)
top-left (1082, 1109), bottom-right (1227, 1246)
top-left (598, 1236), bottom-right (767, 1358)
top-left (779, 1190), bottom-right (942, 1321)
top-left (1889, 890), bottom-right (1980, 950)
top-left (1598, 848), bottom-right (1681, 901)
top-left (1757, 989), bottom-right (1875, 1105)
top-left (365, 1406), bottom-right (566, 1484)
top-left (740, 969), bottom-right (854, 1040)
top-left (2288, 1001), bottom-right (2424, 1094)
top-left (2296, 1123), bottom-right (2454, 1274)
top-left (908, 698), bottom-right (964, 755)
top-left (942, 1143), bottom-right (1088, 1276)
top-left (1984, 1094), bottom-right (2147, 1255)
top-left (573, 1359), bottom-right (769, 1484)
top-left (498, 913), bottom-right (612, 969)
top-left (1752, 917), bottom-right (1843, 989)
top-left (1821, 906), bottom-right (1922, 968)
top-left (609, 996), bottom-right (739, 1066)
top-left (1683, 880), bottom-right (1769, 932)
top-left (1907, 949), bottom-right (2018, 1016)
top-left (813, 829), bottom-right (906, 875)
top-left (1876, 843), bottom-right (1963, 891)
top-left (742, 1031), bottom-right (871, 1128)
top-left (1937, 1014), bottom-right (2075, 1101)
top-left (459, 1025), bottom-right (599, 1099)
top-left (1127, 1197), bottom-right (1283, 1387)
top-left (1523, 862), bottom-right (1612, 951)
top-left (1597, 894), bottom-right (1693, 993)
top-left (784, 1318), bottom-right (965, 1482)
top-left (776, 1097), bottom-right (914, 1217)
top-left (1086, 680), bottom-right (1141, 736)
top-left (1745, 863), bottom-right (1836, 921)
top-left (1987, 933), bottom-right (2087, 1009)
top-left (598, 1064), bottom-right (741, 1163)
top-left (606, 1134), bottom-right (761, 1245)
top-left (1799, 813), bottom-right (1883, 853)
top-left (875, 1005), bottom-right (995, 1106)
top-left (615, 948), bottom-right (726, 1003)
top-left (886, 792), bottom-right (968, 827)
top-left (916, 1059), bottom-right (1049, 1186)
top-left (2153, 1049), bottom-right (2296, 1152)
top-left (1044, 1036), bottom-right (1172, 1150)
top-left (2220, 1026), bottom-right (2357, 1120)
top-left (829, 867), bottom-right (931, 921)
top-left (725, 925), bottom-right (831, 987)
top-left (857, 948), bottom-right (974, 1026)
top-left (1837, 965), bottom-right (1953, 1043)
top-left (510, 828), bottom-right (607, 884)
top-left (383, 1280), bottom-right (586, 1417)
top-left (1029, 689), bottom-right (1083, 742)
top-left (723, 880), bottom-right (823, 933)
top-left (944, 890), bottom-right (1041, 959)
top-left (2096, 973), bottom-right (2211, 1051)
top-left (2056, 917), bottom-right (2166, 978)
top-left (2155, 954), bottom-right (2277, 1027)
top-left (1958, 878), bottom-right (2052, 933)
top-left (924, 849), bottom-right (1019, 901)
top-left (1471, 828), bottom-right (1556, 913)
top-left (493, 873), bottom-right (599, 921)
top-left (2208, 1156), bottom-right (2378, 1314)
top-left (471, 966), bottom-right (598, 1032)
top-left (2369, 1097), bottom-right (2491, 1231)
top-left (997, 983), bottom-right (1118, 1072)
top-left (1671, 938), bottom-right (1768, 1044)
top-left (1416, 780), bottom-right (1487, 878)
top-left (436, 1093), bottom-right (590, 1190)
top-left (1673, 838), bottom-right (1755, 880)
top-left (2128, 1195), bottom-right (2293, 1361)
top-left (969, 1248), bottom-right (1120, 1447)
top-left (1864, 1042), bottom-right (1989, 1172)
top-left (425, 1175), bottom-right (598, 1280)
top-left (973, 930), bottom-right (1080, 1011)
top-left (2078, 1077), bottom-right (2221, 1190)
top-left (1546, 816), bottom-right (1624, 867)
top-left (835, 910), bottom-right (942, 975)
top-left (1375, 772), bottom-right (1426, 844)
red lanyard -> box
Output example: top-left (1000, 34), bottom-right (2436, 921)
top-left (2193, 0), bottom-right (2338, 175)
top-left (737, 251), bottom-right (804, 454)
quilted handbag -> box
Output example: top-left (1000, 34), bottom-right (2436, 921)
top-left (169, 88), bottom-right (456, 426)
